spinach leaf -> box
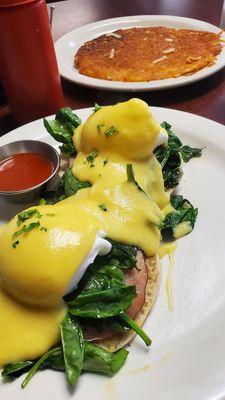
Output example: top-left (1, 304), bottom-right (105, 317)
top-left (43, 168), bottom-right (90, 205)
top-left (154, 121), bottom-right (202, 189)
top-left (119, 312), bottom-right (151, 346)
top-left (82, 265), bottom-right (124, 292)
top-left (2, 361), bottom-right (33, 378)
top-left (180, 145), bottom-right (202, 163)
top-left (56, 107), bottom-right (81, 128)
top-left (126, 164), bottom-right (144, 192)
top-left (44, 119), bottom-right (75, 156)
top-left (60, 316), bottom-right (84, 387)
top-left (21, 347), bottom-right (61, 388)
top-left (105, 239), bottom-right (138, 269)
top-left (62, 168), bottom-right (90, 198)
top-left (44, 107), bottom-right (81, 156)
top-left (162, 194), bottom-right (198, 238)
top-left (73, 240), bottom-right (137, 295)
top-left (83, 342), bottom-right (128, 376)
top-left (68, 285), bottom-right (136, 318)
top-left (93, 103), bottom-right (102, 113)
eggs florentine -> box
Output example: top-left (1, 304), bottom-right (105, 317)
top-left (0, 98), bottom-right (169, 366)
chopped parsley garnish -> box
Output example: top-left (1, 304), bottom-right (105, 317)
top-left (17, 209), bottom-right (41, 226)
top-left (98, 203), bottom-right (108, 212)
top-left (40, 226), bottom-right (48, 232)
top-left (97, 124), bottom-right (104, 133)
top-left (93, 103), bottom-right (102, 113)
top-left (12, 240), bottom-right (19, 249)
top-left (86, 150), bottom-right (99, 167)
top-left (12, 222), bottom-right (41, 240)
top-left (103, 159), bottom-right (108, 166)
top-left (104, 126), bottom-right (119, 137)
top-left (39, 198), bottom-right (46, 205)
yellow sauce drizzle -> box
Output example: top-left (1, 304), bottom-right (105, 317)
top-left (159, 242), bottom-right (177, 311)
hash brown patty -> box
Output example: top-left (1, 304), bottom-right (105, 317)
top-left (74, 27), bottom-right (222, 82)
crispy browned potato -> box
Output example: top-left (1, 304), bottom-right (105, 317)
top-left (74, 27), bottom-right (222, 82)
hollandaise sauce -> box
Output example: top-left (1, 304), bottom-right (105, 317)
top-left (0, 153), bottom-right (54, 191)
top-left (0, 99), bottom-right (169, 367)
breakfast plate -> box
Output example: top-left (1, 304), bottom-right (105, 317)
top-left (1, 106), bottom-right (225, 400)
top-left (55, 15), bottom-right (225, 91)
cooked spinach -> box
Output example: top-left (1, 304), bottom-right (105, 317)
top-left (68, 285), bottom-right (136, 318)
top-left (2, 238), bottom-right (151, 388)
top-left (2, 342), bottom-right (127, 383)
top-left (43, 168), bottom-right (91, 204)
top-left (162, 194), bottom-right (198, 238)
top-left (105, 239), bottom-right (138, 269)
top-left (154, 121), bottom-right (202, 189)
top-left (126, 163), bottom-right (144, 192)
top-left (2, 361), bottom-right (33, 377)
top-left (83, 342), bottom-right (128, 376)
top-left (93, 103), bottom-right (102, 113)
top-left (60, 316), bottom-right (84, 387)
top-left (44, 107), bottom-right (81, 156)
top-left (71, 240), bottom-right (137, 296)
top-left (63, 169), bottom-right (90, 197)
top-left (119, 312), bottom-right (151, 346)
top-left (180, 145), bottom-right (202, 162)
top-left (56, 107), bottom-right (81, 128)
top-left (21, 347), bottom-right (62, 388)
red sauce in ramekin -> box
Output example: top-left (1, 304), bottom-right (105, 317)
top-left (0, 152), bottom-right (54, 191)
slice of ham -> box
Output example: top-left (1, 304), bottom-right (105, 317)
top-left (84, 250), bottom-right (148, 341)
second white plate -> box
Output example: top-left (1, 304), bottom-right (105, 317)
top-left (55, 15), bottom-right (225, 91)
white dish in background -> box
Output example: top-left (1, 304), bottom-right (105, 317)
top-left (55, 15), bottom-right (225, 91)
top-left (1, 107), bottom-right (225, 399)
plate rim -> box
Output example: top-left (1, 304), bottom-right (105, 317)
top-left (54, 14), bottom-right (225, 92)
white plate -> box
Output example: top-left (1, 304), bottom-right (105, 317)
top-left (55, 15), bottom-right (225, 91)
top-left (1, 107), bottom-right (225, 400)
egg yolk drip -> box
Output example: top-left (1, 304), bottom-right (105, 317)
top-left (0, 98), bottom-right (169, 367)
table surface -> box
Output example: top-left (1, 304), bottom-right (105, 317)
top-left (0, 0), bottom-right (225, 136)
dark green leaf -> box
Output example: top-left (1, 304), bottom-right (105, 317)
top-left (56, 107), bottom-right (81, 128)
top-left (162, 194), bottom-right (198, 238)
top-left (42, 168), bottom-right (91, 204)
top-left (2, 361), bottom-right (33, 378)
top-left (126, 164), bottom-right (144, 192)
top-left (83, 342), bottom-right (128, 376)
top-left (170, 194), bottom-right (184, 209)
top-left (154, 122), bottom-right (202, 189)
top-left (68, 286), bottom-right (136, 318)
top-left (119, 312), bottom-right (151, 346)
top-left (180, 145), bottom-right (202, 163)
top-left (21, 347), bottom-right (61, 388)
top-left (105, 239), bottom-right (138, 269)
top-left (60, 316), bottom-right (84, 387)
top-left (44, 108), bottom-right (79, 156)
top-left (62, 168), bottom-right (90, 197)
top-left (44, 118), bottom-right (75, 156)
top-left (93, 103), bottom-right (102, 113)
